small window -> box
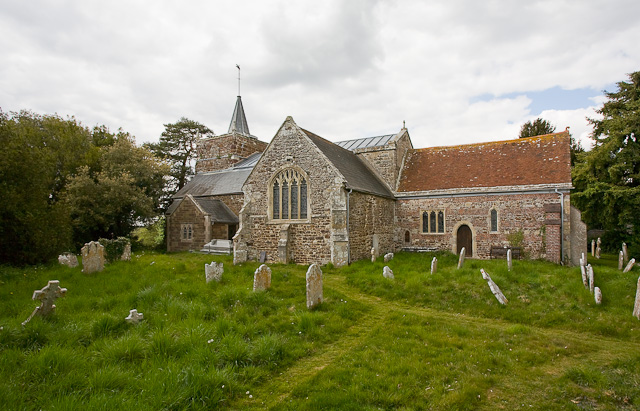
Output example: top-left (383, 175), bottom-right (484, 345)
top-left (422, 210), bottom-right (445, 234)
top-left (181, 224), bottom-right (193, 241)
top-left (404, 230), bottom-right (410, 244)
top-left (490, 209), bottom-right (498, 232)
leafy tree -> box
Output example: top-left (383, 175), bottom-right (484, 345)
top-left (519, 118), bottom-right (556, 138)
top-left (572, 71), bottom-right (640, 253)
top-left (146, 118), bottom-right (213, 207)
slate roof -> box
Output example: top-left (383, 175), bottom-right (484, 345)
top-left (397, 132), bottom-right (572, 192)
top-left (173, 167), bottom-right (250, 198)
top-left (228, 96), bottom-right (250, 136)
top-left (303, 129), bottom-right (394, 198)
top-left (194, 198), bottom-right (238, 223)
top-left (335, 134), bottom-right (395, 150)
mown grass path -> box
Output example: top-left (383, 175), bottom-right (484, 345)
top-left (231, 271), bottom-right (640, 410)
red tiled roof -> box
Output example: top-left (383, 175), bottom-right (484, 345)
top-left (398, 132), bottom-right (571, 192)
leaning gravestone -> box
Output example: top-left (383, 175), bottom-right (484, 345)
top-left (623, 258), bottom-right (636, 274)
top-left (125, 309), bottom-right (144, 324)
top-left (205, 262), bottom-right (223, 283)
top-left (383, 266), bottom-right (394, 279)
top-left (634, 276), bottom-right (640, 320)
top-left (253, 264), bottom-right (271, 291)
top-left (457, 247), bottom-right (466, 269)
top-left (306, 264), bottom-right (323, 309)
top-left (384, 253), bottom-right (394, 263)
top-left (121, 243), bottom-right (132, 261)
top-left (58, 252), bottom-right (78, 268)
top-left (430, 257), bottom-right (437, 275)
top-left (22, 280), bottom-right (67, 326)
top-left (594, 287), bottom-right (602, 305)
top-left (580, 258), bottom-right (588, 288)
top-left (81, 241), bottom-right (105, 274)
top-left (619, 251), bottom-right (625, 271)
top-left (587, 264), bottom-right (595, 294)
top-left (623, 242), bottom-right (629, 263)
top-left (480, 269), bottom-right (508, 305)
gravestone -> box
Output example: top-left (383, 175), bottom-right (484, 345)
top-left (306, 264), bottom-right (323, 309)
top-left (253, 264), bottom-right (271, 291)
top-left (623, 259), bottom-right (636, 273)
top-left (619, 251), bottom-right (624, 271)
top-left (81, 241), bottom-right (105, 273)
top-left (58, 253), bottom-right (78, 268)
top-left (125, 309), bottom-right (144, 324)
top-left (457, 247), bottom-right (466, 269)
top-left (371, 247), bottom-right (376, 263)
top-left (121, 243), bottom-right (132, 261)
top-left (580, 259), bottom-right (588, 288)
top-left (384, 253), bottom-right (394, 263)
top-left (22, 280), bottom-right (67, 326)
top-left (430, 257), bottom-right (437, 275)
top-left (634, 276), bottom-right (640, 320)
top-left (507, 249), bottom-right (512, 271)
top-left (623, 243), bottom-right (629, 263)
top-left (587, 264), bottom-right (594, 294)
top-left (597, 237), bottom-right (602, 247)
top-left (259, 251), bottom-right (267, 263)
top-left (595, 246), bottom-right (601, 259)
top-left (205, 262), bottom-right (223, 283)
top-left (591, 240), bottom-right (595, 257)
top-left (594, 287), bottom-right (602, 305)
top-left (383, 266), bottom-right (394, 279)
top-left (480, 269), bottom-right (508, 305)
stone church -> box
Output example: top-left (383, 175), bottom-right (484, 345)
top-left (166, 96), bottom-right (586, 266)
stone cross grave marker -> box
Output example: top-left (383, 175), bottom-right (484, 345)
top-left (430, 257), bottom-right (437, 275)
top-left (306, 264), bottom-right (323, 309)
top-left (253, 264), bottom-right (271, 291)
top-left (125, 309), bottom-right (144, 324)
top-left (623, 259), bottom-right (636, 273)
top-left (205, 262), bottom-right (224, 283)
top-left (623, 242), bottom-right (629, 263)
top-left (507, 249), bottom-right (512, 271)
top-left (58, 253), bottom-right (78, 268)
top-left (22, 280), bottom-right (67, 326)
top-left (594, 287), bottom-right (602, 305)
top-left (383, 266), bottom-right (394, 279)
top-left (619, 251), bottom-right (625, 271)
top-left (81, 241), bottom-right (105, 274)
top-left (457, 247), bottom-right (466, 269)
top-left (587, 264), bottom-right (595, 294)
top-left (384, 253), bottom-right (394, 263)
top-left (480, 269), bottom-right (508, 305)
top-left (634, 276), bottom-right (640, 320)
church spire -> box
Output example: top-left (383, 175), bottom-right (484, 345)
top-left (228, 95), bottom-right (250, 136)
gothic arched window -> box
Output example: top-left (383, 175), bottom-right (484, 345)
top-left (271, 168), bottom-right (308, 220)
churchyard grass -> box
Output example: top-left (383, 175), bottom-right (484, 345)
top-left (1, 251), bottom-right (639, 409)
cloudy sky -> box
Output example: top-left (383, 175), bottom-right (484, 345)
top-left (1, 0), bottom-right (639, 150)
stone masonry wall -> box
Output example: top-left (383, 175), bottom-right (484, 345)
top-left (395, 192), bottom-right (562, 260)
top-left (239, 118), bottom-right (345, 265)
top-left (167, 199), bottom-right (207, 252)
top-left (196, 133), bottom-right (267, 173)
top-left (355, 130), bottom-right (412, 191)
top-left (348, 191), bottom-right (395, 261)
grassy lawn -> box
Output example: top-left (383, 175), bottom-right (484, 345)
top-left (1, 251), bottom-right (639, 410)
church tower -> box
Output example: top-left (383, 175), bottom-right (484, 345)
top-left (195, 95), bottom-right (268, 173)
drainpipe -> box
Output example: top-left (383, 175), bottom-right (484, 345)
top-left (554, 188), bottom-right (564, 264)
top-left (346, 188), bottom-right (352, 265)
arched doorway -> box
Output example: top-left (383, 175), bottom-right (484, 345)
top-left (457, 225), bottom-right (472, 256)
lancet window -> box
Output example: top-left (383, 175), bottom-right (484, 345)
top-left (272, 169), bottom-right (308, 220)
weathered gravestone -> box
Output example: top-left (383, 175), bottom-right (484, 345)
top-left (619, 251), bottom-right (625, 271)
top-left (81, 241), bottom-right (105, 274)
top-left (507, 249), bottom-right (512, 271)
top-left (587, 264), bottom-right (595, 294)
top-left (121, 243), bottom-right (132, 261)
top-left (125, 309), bottom-right (144, 324)
top-left (580, 258), bottom-right (588, 288)
top-left (634, 276), bottom-right (640, 320)
top-left (383, 266), bottom-right (394, 280)
top-left (596, 246), bottom-right (601, 259)
top-left (205, 262), bottom-right (224, 283)
top-left (253, 264), bottom-right (271, 291)
top-left (591, 240), bottom-right (596, 257)
top-left (259, 251), bottom-right (267, 263)
top-left (623, 243), bottom-right (629, 263)
top-left (22, 280), bottom-right (67, 326)
top-left (384, 253), bottom-right (394, 263)
top-left (371, 247), bottom-right (376, 263)
top-left (457, 247), bottom-right (466, 269)
top-left (623, 259), bottom-right (636, 274)
top-left (58, 252), bottom-right (78, 268)
top-left (480, 269), bottom-right (508, 305)
top-left (430, 257), bottom-right (437, 275)
top-left (594, 287), bottom-right (602, 305)
top-left (306, 264), bottom-right (323, 309)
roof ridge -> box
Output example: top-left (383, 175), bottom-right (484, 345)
top-left (412, 131), bottom-right (570, 152)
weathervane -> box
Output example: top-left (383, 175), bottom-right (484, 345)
top-left (236, 64), bottom-right (241, 96)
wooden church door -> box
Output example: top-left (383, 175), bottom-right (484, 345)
top-left (457, 225), bottom-right (472, 256)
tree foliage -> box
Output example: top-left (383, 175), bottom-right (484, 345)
top-left (0, 109), bottom-right (168, 265)
top-left (145, 118), bottom-right (213, 208)
top-left (572, 71), bottom-right (640, 253)
top-left (519, 118), bottom-right (556, 138)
